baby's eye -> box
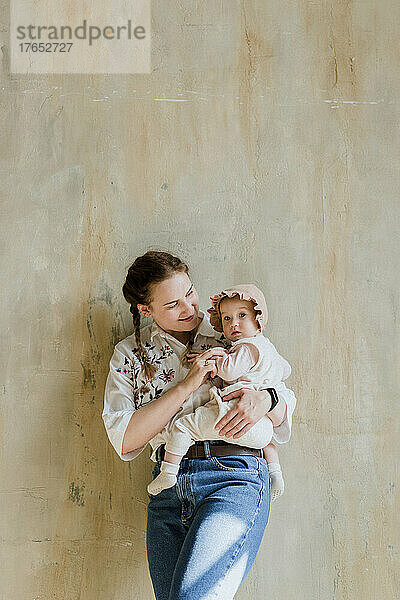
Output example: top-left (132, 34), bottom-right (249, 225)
top-left (239, 312), bottom-right (247, 318)
top-left (223, 316), bottom-right (230, 321)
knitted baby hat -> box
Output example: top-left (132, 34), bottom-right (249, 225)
top-left (207, 284), bottom-right (268, 333)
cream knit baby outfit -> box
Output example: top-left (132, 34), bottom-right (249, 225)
top-left (164, 333), bottom-right (291, 457)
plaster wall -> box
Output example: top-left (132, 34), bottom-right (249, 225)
top-left (1, 2), bottom-right (399, 598)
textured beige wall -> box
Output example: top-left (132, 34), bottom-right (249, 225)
top-left (1, 1), bottom-right (399, 598)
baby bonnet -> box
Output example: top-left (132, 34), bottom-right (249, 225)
top-left (207, 284), bottom-right (268, 333)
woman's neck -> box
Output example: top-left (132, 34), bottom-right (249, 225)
top-left (169, 331), bottom-right (192, 345)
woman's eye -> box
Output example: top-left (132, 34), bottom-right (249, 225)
top-left (187, 288), bottom-right (193, 296)
top-left (168, 302), bottom-right (178, 309)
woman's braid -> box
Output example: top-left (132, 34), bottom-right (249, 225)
top-left (130, 304), bottom-right (157, 381)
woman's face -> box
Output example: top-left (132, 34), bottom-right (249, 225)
top-left (138, 271), bottom-right (200, 335)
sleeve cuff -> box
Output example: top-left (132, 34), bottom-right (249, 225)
top-left (272, 417), bottom-right (291, 444)
top-left (102, 410), bottom-right (147, 461)
top-left (270, 384), bottom-right (297, 444)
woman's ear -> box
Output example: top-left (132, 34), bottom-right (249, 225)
top-left (137, 304), bottom-right (152, 318)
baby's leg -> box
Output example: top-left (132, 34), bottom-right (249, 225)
top-left (262, 442), bottom-right (279, 463)
top-left (147, 426), bottom-right (195, 496)
top-left (262, 442), bottom-right (284, 502)
top-left (165, 387), bottom-right (274, 453)
top-left (169, 389), bottom-right (273, 449)
top-left (147, 401), bottom-right (224, 496)
top-left (148, 386), bottom-right (275, 496)
top-left (147, 450), bottom-right (183, 496)
top-left (211, 386), bottom-right (274, 448)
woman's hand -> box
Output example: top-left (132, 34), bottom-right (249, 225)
top-left (187, 347), bottom-right (227, 376)
top-left (186, 350), bottom-right (202, 360)
top-left (186, 347), bottom-right (227, 363)
top-left (214, 389), bottom-right (272, 439)
top-left (181, 354), bottom-right (217, 396)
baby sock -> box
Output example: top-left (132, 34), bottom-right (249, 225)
top-left (268, 462), bottom-right (285, 502)
top-left (147, 461), bottom-right (180, 496)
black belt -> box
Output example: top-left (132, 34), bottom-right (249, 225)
top-left (155, 441), bottom-right (262, 462)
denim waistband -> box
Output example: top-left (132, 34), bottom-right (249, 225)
top-left (155, 440), bottom-right (245, 462)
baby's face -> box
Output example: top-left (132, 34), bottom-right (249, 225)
top-left (219, 297), bottom-right (260, 341)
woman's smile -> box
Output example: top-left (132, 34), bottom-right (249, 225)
top-left (179, 314), bottom-right (195, 322)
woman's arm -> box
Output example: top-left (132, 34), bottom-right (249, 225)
top-left (268, 381), bottom-right (296, 443)
top-left (263, 390), bottom-right (287, 427)
top-left (102, 345), bottom-right (215, 460)
top-left (121, 380), bottom-right (191, 455)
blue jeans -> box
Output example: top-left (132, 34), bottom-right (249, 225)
top-left (146, 441), bottom-right (271, 600)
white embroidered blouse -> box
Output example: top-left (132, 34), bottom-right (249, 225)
top-left (102, 311), bottom-right (297, 462)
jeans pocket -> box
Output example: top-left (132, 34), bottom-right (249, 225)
top-left (210, 454), bottom-right (259, 473)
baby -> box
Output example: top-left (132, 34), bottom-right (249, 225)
top-left (147, 285), bottom-right (292, 502)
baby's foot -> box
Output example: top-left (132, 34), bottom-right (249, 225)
top-left (268, 462), bottom-right (285, 502)
top-left (147, 472), bottom-right (177, 495)
top-left (147, 461), bottom-right (179, 496)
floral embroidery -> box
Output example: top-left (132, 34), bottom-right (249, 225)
top-left (160, 344), bottom-right (174, 358)
top-left (116, 356), bottom-right (141, 384)
top-left (149, 381), bottom-right (164, 401)
top-left (132, 381), bottom-right (164, 408)
top-left (218, 334), bottom-right (232, 350)
top-left (200, 343), bottom-right (213, 352)
top-left (133, 341), bottom-right (176, 368)
top-left (124, 321), bottom-right (229, 409)
top-left (140, 380), bottom-right (164, 403)
top-left (132, 341), bottom-right (156, 358)
top-left (133, 389), bottom-right (142, 410)
top-left (197, 338), bottom-right (231, 353)
top-left (159, 368), bottom-right (175, 384)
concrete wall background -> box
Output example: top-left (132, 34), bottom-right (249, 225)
top-left (1, 1), bottom-right (399, 598)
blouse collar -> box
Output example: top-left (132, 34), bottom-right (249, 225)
top-left (150, 310), bottom-right (216, 342)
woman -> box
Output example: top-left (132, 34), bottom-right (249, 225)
top-left (102, 250), bottom-right (297, 600)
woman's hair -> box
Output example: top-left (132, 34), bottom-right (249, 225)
top-left (122, 250), bottom-right (192, 381)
